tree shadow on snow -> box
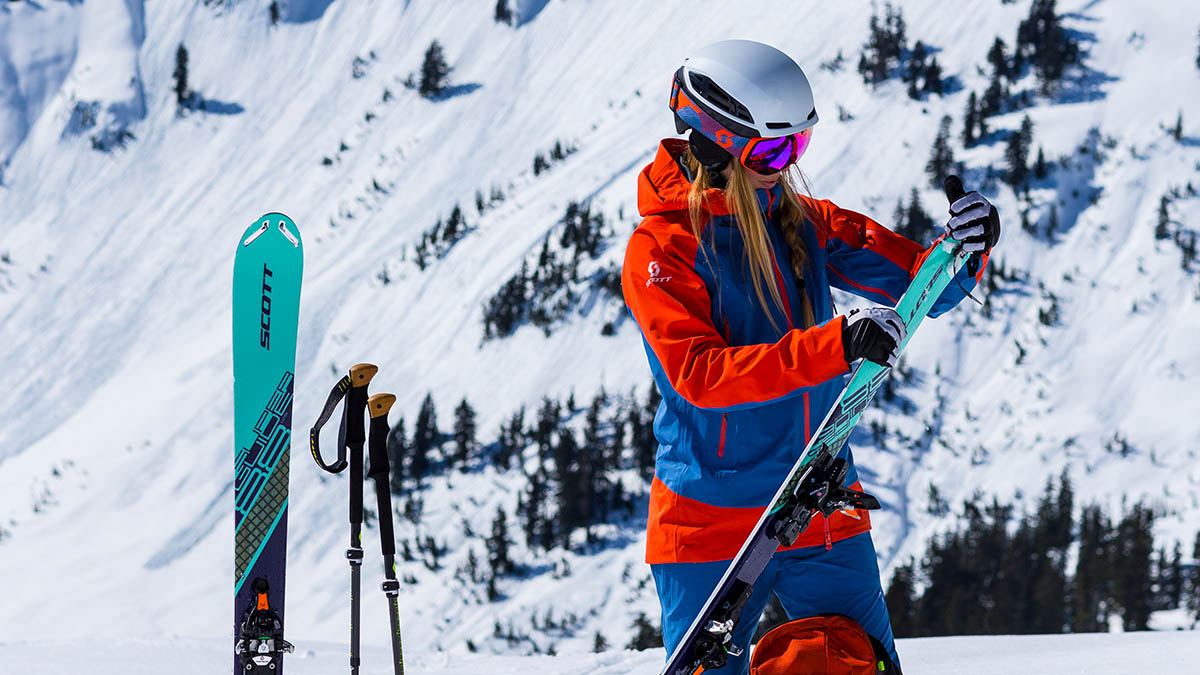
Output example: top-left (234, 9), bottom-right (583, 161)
top-left (517, 0), bottom-right (551, 26)
top-left (1053, 63), bottom-right (1118, 106)
top-left (194, 97), bottom-right (245, 115)
top-left (430, 82), bottom-right (482, 102)
top-left (283, 0), bottom-right (336, 23)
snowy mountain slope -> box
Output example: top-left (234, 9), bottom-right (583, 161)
top-left (0, 0), bottom-right (1198, 663)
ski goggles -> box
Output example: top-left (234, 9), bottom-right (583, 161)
top-left (670, 70), bottom-right (814, 175)
top-left (739, 128), bottom-right (813, 174)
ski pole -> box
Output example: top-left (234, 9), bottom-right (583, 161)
top-left (311, 363), bottom-right (378, 675)
top-left (367, 393), bottom-right (406, 675)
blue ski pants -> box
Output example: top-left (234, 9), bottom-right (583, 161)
top-left (651, 531), bottom-right (900, 674)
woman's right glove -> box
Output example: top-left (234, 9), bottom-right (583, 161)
top-left (841, 307), bottom-right (906, 368)
top-left (945, 185), bottom-right (1001, 253)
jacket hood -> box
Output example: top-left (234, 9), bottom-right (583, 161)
top-left (637, 139), bottom-right (731, 219)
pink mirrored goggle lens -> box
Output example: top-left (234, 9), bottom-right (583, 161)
top-left (742, 127), bottom-right (814, 174)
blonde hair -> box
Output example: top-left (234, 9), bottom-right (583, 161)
top-left (685, 152), bottom-right (817, 332)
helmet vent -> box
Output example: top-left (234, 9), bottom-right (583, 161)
top-left (765, 122), bottom-right (792, 130)
top-left (807, 107), bottom-right (817, 120)
top-left (688, 72), bottom-right (753, 123)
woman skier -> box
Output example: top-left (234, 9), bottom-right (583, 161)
top-left (621, 39), bottom-right (1000, 673)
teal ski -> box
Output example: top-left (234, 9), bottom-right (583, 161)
top-left (233, 213), bottom-right (303, 674)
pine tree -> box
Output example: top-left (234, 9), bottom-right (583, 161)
top-left (1156, 197), bottom-right (1172, 242)
top-left (904, 41), bottom-right (927, 94)
top-left (412, 392), bottom-right (439, 480)
top-left (452, 397), bottom-right (477, 470)
top-left (963, 92), bottom-right (980, 147)
top-left (496, 407), bottom-right (524, 470)
top-left (1171, 111), bottom-right (1183, 141)
top-left (1034, 147), bottom-right (1048, 180)
top-left (1188, 530), bottom-right (1200, 623)
top-left (1152, 544), bottom-right (1182, 610)
top-left (892, 198), bottom-right (907, 239)
top-left (592, 631), bottom-right (609, 653)
top-left (495, 0), bottom-right (514, 25)
top-left (1017, 0), bottom-right (1080, 93)
top-left (553, 428), bottom-right (585, 548)
top-left (626, 613), bottom-right (663, 651)
top-left (1025, 473), bottom-right (1072, 633)
top-left (387, 416), bottom-right (407, 494)
top-left (486, 506), bottom-right (513, 576)
top-left (463, 548), bottom-right (480, 583)
top-left (173, 44), bottom-right (191, 109)
top-left (925, 115), bottom-right (955, 188)
top-left (1005, 115), bottom-right (1034, 192)
top-left (885, 561), bottom-right (919, 637)
top-left (269, 1), bottom-right (280, 26)
top-left (885, 3), bottom-right (907, 64)
top-left (987, 37), bottom-right (1010, 81)
top-left (517, 473), bottom-right (540, 548)
top-left (1038, 470), bottom-right (1074, 551)
top-left (419, 40), bottom-right (451, 98)
top-left (858, 5), bottom-right (905, 85)
top-left (1112, 502), bottom-right (1156, 631)
top-left (532, 396), bottom-right (561, 461)
top-left (922, 57), bottom-right (943, 96)
top-left (905, 187), bottom-right (935, 243)
top-left (981, 73), bottom-right (1004, 119)
top-left (444, 203), bottom-right (465, 243)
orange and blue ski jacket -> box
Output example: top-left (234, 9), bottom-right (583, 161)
top-left (623, 140), bottom-right (984, 565)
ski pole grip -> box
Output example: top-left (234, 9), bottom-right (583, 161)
top-left (366, 393), bottom-right (395, 478)
top-left (369, 393), bottom-right (396, 419)
top-left (350, 363), bottom-right (379, 389)
top-left (943, 174), bottom-right (966, 206)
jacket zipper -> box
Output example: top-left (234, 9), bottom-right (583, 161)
top-left (718, 413), bottom-right (728, 458)
top-left (803, 393), bottom-right (811, 442)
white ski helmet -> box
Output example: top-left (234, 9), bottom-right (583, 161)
top-left (671, 39), bottom-right (819, 142)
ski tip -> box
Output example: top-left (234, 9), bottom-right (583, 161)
top-left (241, 213), bottom-right (302, 250)
top-left (368, 393), bottom-right (396, 418)
top-left (350, 363), bottom-right (379, 387)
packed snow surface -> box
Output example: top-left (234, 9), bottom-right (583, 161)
top-left (1, 0), bottom-right (1198, 667)
top-left (0, 631), bottom-right (1194, 674)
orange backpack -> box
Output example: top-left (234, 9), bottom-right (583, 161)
top-left (749, 614), bottom-right (897, 674)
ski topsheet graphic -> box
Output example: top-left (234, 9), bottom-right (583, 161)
top-left (233, 214), bottom-right (302, 674)
top-left (661, 179), bottom-right (977, 675)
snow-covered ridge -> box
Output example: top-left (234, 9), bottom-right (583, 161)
top-left (0, 0), bottom-right (1197, 664)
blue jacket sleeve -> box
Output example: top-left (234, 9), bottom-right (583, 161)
top-left (802, 196), bottom-right (987, 315)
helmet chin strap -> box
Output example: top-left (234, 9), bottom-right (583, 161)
top-left (688, 130), bottom-right (732, 189)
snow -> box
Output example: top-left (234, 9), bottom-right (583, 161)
top-left (0, 0), bottom-right (1198, 670)
top-left (1, 631), bottom-right (1195, 674)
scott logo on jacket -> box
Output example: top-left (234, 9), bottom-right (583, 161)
top-left (646, 260), bottom-right (673, 287)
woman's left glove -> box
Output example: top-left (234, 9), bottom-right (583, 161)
top-left (946, 191), bottom-right (1001, 253)
top-left (842, 307), bottom-right (907, 368)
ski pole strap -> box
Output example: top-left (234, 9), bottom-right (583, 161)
top-left (310, 374), bottom-right (352, 473)
top-left (310, 363), bottom-right (380, 473)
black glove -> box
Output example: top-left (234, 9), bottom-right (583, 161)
top-left (842, 307), bottom-right (906, 368)
top-left (944, 181), bottom-right (1001, 253)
